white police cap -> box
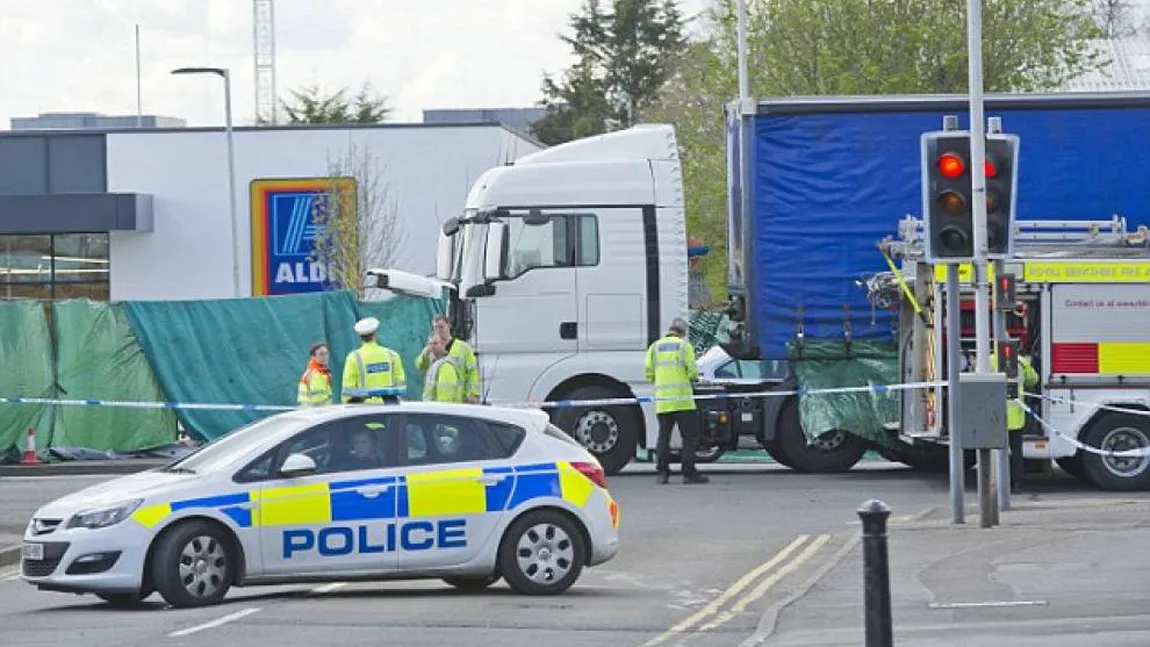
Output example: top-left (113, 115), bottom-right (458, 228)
top-left (354, 317), bottom-right (380, 336)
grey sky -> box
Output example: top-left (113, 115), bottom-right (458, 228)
top-left (1, 0), bottom-right (711, 129)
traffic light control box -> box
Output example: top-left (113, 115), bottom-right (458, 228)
top-left (956, 372), bottom-right (1008, 450)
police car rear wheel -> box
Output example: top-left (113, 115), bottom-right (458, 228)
top-left (499, 511), bottom-right (586, 596)
top-left (442, 574), bottom-right (501, 590)
top-left (96, 592), bottom-right (150, 607)
top-left (151, 521), bottom-right (235, 608)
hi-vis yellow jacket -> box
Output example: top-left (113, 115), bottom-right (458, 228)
top-left (644, 334), bottom-right (698, 414)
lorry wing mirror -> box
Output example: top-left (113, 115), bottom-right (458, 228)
top-left (442, 217), bottom-right (460, 236)
top-left (484, 222), bottom-right (507, 282)
top-left (435, 230), bottom-right (455, 280)
top-left (522, 209), bottom-right (551, 226)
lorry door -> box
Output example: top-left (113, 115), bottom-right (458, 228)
top-left (474, 210), bottom-right (579, 356)
top-left (573, 207), bottom-right (646, 352)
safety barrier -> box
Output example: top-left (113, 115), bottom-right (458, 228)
top-left (0, 381), bottom-right (942, 414)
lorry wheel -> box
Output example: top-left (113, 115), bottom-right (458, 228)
top-left (776, 396), bottom-right (867, 473)
top-left (1080, 412), bottom-right (1150, 491)
top-left (884, 444), bottom-right (975, 473)
top-left (1056, 454), bottom-right (1085, 480)
top-left (553, 385), bottom-right (639, 476)
top-left (761, 437), bottom-right (794, 467)
top-left (669, 444), bottom-right (725, 464)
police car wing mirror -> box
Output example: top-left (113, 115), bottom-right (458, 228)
top-left (280, 453), bottom-right (317, 478)
top-left (483, 222), bottom-right (507, 282)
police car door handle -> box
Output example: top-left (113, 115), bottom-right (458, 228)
top-left (476, 474), bottom-right (506, 486)
top-left (355, 484), bottom-right (391, 498)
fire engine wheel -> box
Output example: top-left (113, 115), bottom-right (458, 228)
top-left (1080, 412), bottom-right (1150, 491)
top-left (776, 397), bottom-right (867, 473)
top-left (1056, 455), bottom-right (1086, 480)
top-left (553, 385), bottom-right (639, 476)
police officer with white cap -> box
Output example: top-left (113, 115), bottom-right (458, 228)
top-left (341, 316), bottom-right (407, 404)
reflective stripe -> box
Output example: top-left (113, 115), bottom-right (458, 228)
top-left (355, 350), bottom-right (367, 392)
top-left (129, 461), bottom-right (603, 532)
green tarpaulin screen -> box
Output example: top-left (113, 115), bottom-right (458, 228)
top-left (123, 291), bottom-right (443, 441)
top-left (52, 300), bottom-right (177, 452)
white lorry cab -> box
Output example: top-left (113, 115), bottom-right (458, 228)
top-left (367, 125), bottom-right (693, 474)
top-left (875, 216), bottom-right (1150, 491)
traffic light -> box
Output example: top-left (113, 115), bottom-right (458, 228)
top-left (984, 134), bottom-right (1020, 259)
top-left (998, 338), bottom-right (1021, 398)
top-left (921, 130), bottom-right (1021, 263)
top-left (922, 132), bottom-right (974, 262)
top-left (994, 273), bottom-right (1017, 311)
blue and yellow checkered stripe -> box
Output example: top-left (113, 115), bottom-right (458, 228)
top-left (131, 461), bottom-right (597, 530)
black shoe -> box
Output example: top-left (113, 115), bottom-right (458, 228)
top-left (683, 473), bottom-right (709, 484)
top-left (656, 472), bottom-right (670, 485)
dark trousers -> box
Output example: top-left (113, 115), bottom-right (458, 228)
top-left (1009, 430), bottom-right (1024, 488)
top-left (656, 410), bottom-right (700, 476)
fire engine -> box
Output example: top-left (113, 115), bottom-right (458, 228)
top-left (871, 216), bottom-right (1150, 491)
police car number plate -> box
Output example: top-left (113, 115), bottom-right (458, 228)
top-left (22, 543), bottom-right (43, 561)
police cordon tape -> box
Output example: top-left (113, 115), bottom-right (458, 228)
top-left (6, 383), bottom-right (1149, 459)
top-left (0, 380), bottom-right (946, 413)
top-left (1020, 395), bottom-right (1150, 459)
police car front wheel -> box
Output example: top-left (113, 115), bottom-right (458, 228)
top-left (442, 574), bottom-right (501, 590)
top-left (150, 520), bottom-right (236, 608)
top-left (498, 510), bottom-right (587, 596)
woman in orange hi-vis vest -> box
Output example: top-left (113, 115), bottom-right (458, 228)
top-left (297, 342), bottom-right (333, 406)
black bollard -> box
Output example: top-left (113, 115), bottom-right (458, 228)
top-left (858, 499), bottom-right (893, 647)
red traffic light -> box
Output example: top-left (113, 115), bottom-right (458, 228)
top-left (938, 153), bottom-right (965, 178)
top-left (985, 159), bottom-right (998, 178)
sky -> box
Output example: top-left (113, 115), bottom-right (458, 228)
top-left (0, 0), bottom-right (713, 130)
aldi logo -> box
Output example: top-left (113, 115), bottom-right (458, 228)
top-left (250, 177), bottom-right (357, 296)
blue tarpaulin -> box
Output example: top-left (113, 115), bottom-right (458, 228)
top-left (748, 99), bottom-right (1150, 360)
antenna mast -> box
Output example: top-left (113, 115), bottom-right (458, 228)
top-left (253, 0), bottom-right (277, 124)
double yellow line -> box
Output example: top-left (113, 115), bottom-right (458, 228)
top-left (640, 534), bottom-right (833, 647)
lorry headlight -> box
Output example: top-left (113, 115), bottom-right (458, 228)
top-left (66, 499), bottom-right (143, 530)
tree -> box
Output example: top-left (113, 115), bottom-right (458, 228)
top-left (532, 0), bottom-right (688, 145)
top-left (308, 141), bottom-right (407, 298)
top-left (280, 83), bottom-right (392, 124)
top-left (642, 0), bottom-right (1111, 301)
top-left (1093, 0), bottom-right (1140, 37)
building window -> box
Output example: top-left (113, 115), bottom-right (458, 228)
top-left (0, 233), bottom-right (110, 302)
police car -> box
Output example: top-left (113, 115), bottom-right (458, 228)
top-left (19, 402), bottom-right (621, 608)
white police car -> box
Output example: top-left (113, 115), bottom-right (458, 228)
top-left (19, 402), bottom-right (621, 608)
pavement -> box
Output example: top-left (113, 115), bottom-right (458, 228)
top-left (0, 461), bottom-right (1147, 646)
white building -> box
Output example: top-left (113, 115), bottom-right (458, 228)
top-left (0, 122), bottom-right (542, 302)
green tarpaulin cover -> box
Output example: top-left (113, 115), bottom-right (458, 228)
top-left (123, 291), bottom-right (443, 441)
top-left (790, 339), bottom-right (901, 447)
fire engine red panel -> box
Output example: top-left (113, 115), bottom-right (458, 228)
top-left (1051, 343), bottom-right (1100, 374)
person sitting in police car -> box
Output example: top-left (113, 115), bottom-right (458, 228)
top-left (330, 429), bottom-right (382, 472)
top-left (342, 316), bottom-right (406, 404)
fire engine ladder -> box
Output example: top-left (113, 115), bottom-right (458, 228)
top-left (887, 215), bottom-right (1148, 259)
top-left (876, 215), bottom-right (1148, 439)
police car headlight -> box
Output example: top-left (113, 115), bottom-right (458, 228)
top-left (66, 499), bottom-right (143, 530)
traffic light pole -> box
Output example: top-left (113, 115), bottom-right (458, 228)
top-left (992, 258), bottom-right (1012, 512)
top-left (946, 263), bottom-right (965, 524)
top-left (967, 0), bottom-right (999, 527)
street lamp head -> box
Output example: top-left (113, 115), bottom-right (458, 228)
top-left (171, 67), bottom-right (228, 78)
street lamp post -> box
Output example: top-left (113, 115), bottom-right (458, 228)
top-left (171, 67), bottom-right (241, 298)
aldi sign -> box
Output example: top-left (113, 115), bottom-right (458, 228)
top-left (250, 177), bottom-right (356, 296)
